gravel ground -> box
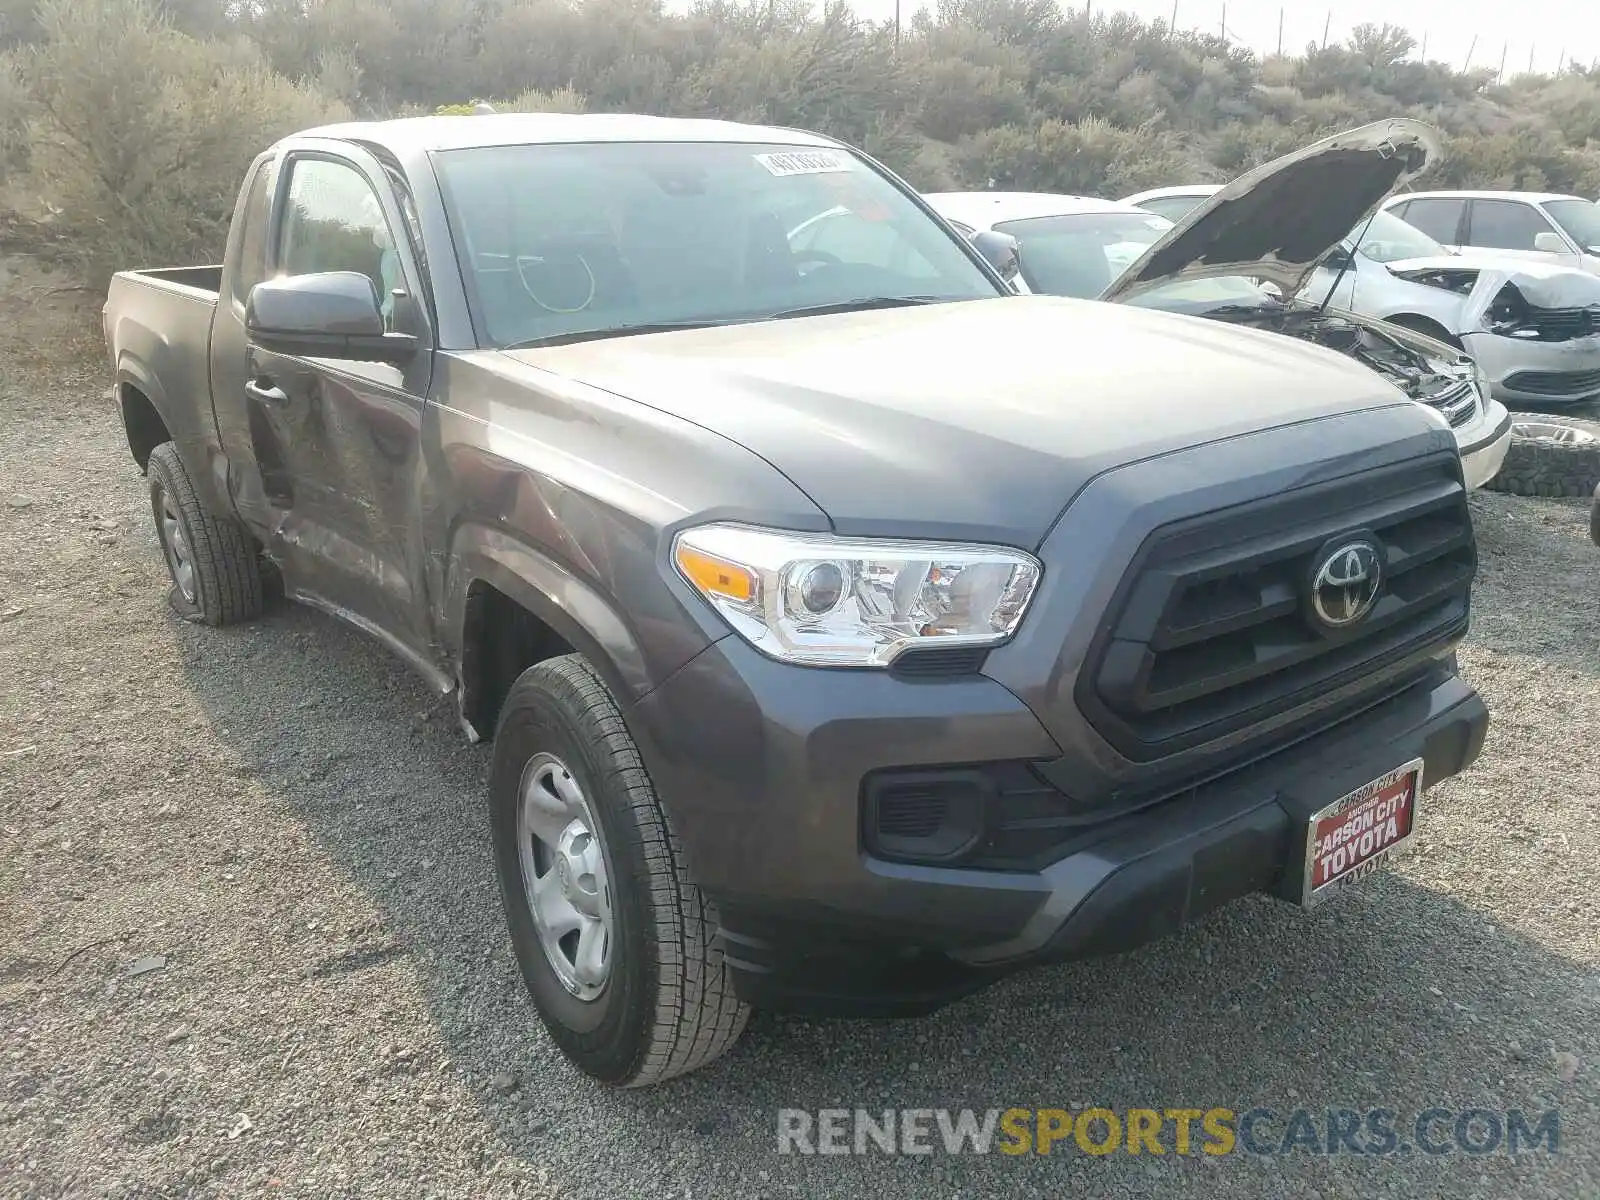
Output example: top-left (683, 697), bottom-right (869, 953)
top-left (3, 254), bottom-right (1599, 1200)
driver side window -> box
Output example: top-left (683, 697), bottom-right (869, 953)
top-left (277, 157), bottom-right (402, 324)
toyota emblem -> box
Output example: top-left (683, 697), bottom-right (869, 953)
top-left (1310, 539), bottom-right (1383, 628)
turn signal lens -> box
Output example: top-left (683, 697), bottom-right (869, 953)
top-left (674, 544), bottom-right (757, 603)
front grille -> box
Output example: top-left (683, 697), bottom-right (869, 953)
top-left (1422, 380), bottom-right (1478, 429)
top-left (1525, 306), bottom-right (1600, 340)
top-left (1504, 368), bottom-right (1600, 398)
top-left (1078, 454), bottom-right (1474, 761)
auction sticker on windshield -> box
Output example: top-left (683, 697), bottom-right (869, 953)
top-left (1301, 758), bottom-right (1422, 905)
top-left (756, 150), bottom-right (853, 177)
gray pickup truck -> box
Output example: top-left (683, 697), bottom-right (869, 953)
top-left (103, 113), bottom-right (1488, 1088)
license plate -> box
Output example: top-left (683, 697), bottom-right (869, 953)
top-left (1301, 758), bottom-right (1423, 905)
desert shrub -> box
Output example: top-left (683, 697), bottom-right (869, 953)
top-left (15, 0), bottom-right (347, 287)
top-left (0, 55), bottom-right (28, 184)
top-left (952, 116), bottom-right (1195, 195)
top-left (4, 0), bottom-right (1600, 288)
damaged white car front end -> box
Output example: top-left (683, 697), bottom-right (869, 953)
top-left (1380, 257), bottom-right (1600, 406)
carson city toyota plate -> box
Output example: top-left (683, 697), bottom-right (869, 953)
top-left (1301, 758), bottom-right (1423, 905)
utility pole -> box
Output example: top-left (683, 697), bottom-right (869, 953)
top-left (1419, 31), bottom-right (1427, 62)
top-left (1220, 2), bottom-right (1225, 41)
top-left (1528, 44), bottom-right (1535, 75)
top-left (1496, 41), bottom-right (1507, 83)
top-left (1276, 8), bottom-right (1283, 57)
top-left (1557, 46), bottom-right (1566, 74)
top-left (1321, 10), bottom-right (1330, 51)
top-left (894, 0), bottom-right (900, 50)
top-left (1170, 0), bottom-right (1179, 34)
top-left (1463, 34), bottom-right (1476, 72)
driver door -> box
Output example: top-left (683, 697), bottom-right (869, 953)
top-left (214, 144), bottom-right (438, 659)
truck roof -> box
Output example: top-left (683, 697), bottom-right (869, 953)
top-left (289, 112), bottom-right (843, 156)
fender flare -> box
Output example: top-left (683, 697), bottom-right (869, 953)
top-left (114, 353), bottom-right (176, 438)
top-left (442, 522), bottom-right (654, 717)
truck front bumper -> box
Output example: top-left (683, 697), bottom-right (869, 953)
top-left (631, 638), bottom-right (1488, 1018)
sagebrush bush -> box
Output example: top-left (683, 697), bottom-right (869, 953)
top-left (16, 0), bottom-right (346, 286)
top-left (0, 56), bottom-right (28, 186)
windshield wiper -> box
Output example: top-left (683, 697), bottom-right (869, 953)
top-left (501, 320), bottom-right (738, 350)
top-left (764, 295), bottom-right (946, 320)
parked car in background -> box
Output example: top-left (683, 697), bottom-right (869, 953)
top-left (1124, 183), bottom-right (1600, 408)
top-left (926, 124), bottom-right (1512, 491)
top-left (103, 112), bottom-right (1490, 1087)
top-left (1381, 190), bottom-right (1600, 275)
top-left (1119, 184), bottom-right (1214, 223)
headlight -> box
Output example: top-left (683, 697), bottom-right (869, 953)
top-left (1471, 360), bottom-right (1491, 403)
top-left (672, 523), bottom-right (1042, 667)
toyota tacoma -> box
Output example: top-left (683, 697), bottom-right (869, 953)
top-left (103, 113), bottom-right (1489, 1087)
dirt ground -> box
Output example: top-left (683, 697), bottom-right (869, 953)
top-left (2, 254), bottom-right (1598, 1200)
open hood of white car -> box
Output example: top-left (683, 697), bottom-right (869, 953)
top-left (1101, 118), bottom-right (1443, 304)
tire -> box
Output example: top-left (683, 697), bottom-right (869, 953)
top-left (490, 654), bottom-right (749, 1087)
top-left (146, 442), bottom-right (264, 626)
top-left (1483, 414), bottom-right (1600, 499)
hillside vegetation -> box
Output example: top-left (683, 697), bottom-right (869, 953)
top-left (4, 0), bottom-right (1600, 286)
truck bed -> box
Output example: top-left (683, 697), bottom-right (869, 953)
top-left (104, 266), bottom-right (222, 472)
top-left (123, 265), bottom-right (224, 297)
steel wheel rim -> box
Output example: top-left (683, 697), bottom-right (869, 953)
top-left (516, 752), bottom-right (614, 1000)
top-left (156, 487), bottom-right (196, 604)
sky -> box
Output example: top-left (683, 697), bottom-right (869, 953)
top-left (843, 0), bottom-right (1600, 78)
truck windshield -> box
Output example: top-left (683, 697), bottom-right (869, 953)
top-left (433, 141), bottom-right (1003, 348)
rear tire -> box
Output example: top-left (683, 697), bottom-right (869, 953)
top-left (1484, 414), bottom-right (1600, 498)
top-left (489, 654), bottom-right (749, 1087)
top-left (146, 442), bottom-right (263, 626)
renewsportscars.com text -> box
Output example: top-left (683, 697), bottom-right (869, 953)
top-left (776, 1106), bottom-right (1560, 1158)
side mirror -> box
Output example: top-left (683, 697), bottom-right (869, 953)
top-left (246, 272), bottom-right (418, 364)
top-left (1533, 231), bottom-right (1570, 255)
top-left (970, 229), bottom-right (1022, 285)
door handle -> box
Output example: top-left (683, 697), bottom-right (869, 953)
top-left (245, 378), bottom-right (288, 406)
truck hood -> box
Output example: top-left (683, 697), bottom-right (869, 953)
top-left (490, 297), bottom-right (1418, 548)
top-left (1102, 118), bottom-right (1442, 305)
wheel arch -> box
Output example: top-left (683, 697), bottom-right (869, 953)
top-left (445, 525), bottom-right (655, 741)
top-left (116, 370), bottom-right (174, 473)
top-left (1382, 313), bottom-right (1465, 350)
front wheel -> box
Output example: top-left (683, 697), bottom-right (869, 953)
top-left (489, 654), bottom-right (749, 1086)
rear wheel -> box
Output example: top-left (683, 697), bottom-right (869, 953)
top-left (146, 442), bottom-right (263, 626)
top-left (489, 654), bottom-right (749, 1086)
